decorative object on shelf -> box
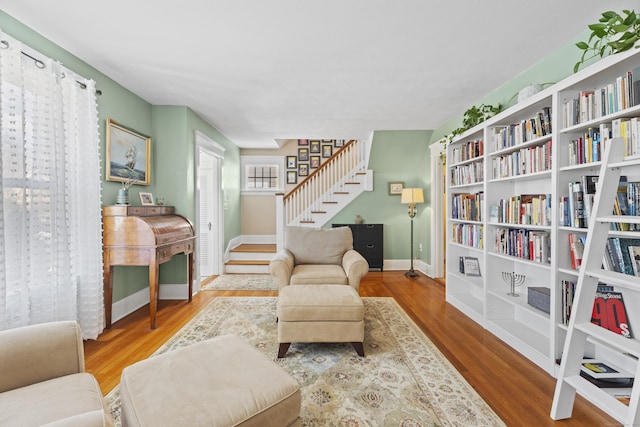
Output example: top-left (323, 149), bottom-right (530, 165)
top-left (389, 181), bottom-right (404, 195)
top-left (516, 82), bottom-right (554, 103)
top-left (462, 256), bottom-right (481, 277)
top-left (116, 179), bottom-right (134, 205)
top-left (502, 272), bottom-right (526, 297)
top-left (574, 9), bottom-right (640, 72)
top-left (106, 118), bottom-right (151, 185)
top-left (139, 192), bottom-right (154, 206)
top-left (156, 197), bottom-right (165, 206)
top-left (527, 287), bottom-right (551, 313)
top-left (401, 188), bottom-right (424, 278)
top-left (355, 215), bottom-right (364, 224)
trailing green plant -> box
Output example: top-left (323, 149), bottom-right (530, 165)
top-left (439, 103), bottom-right (500, 164)
top-left (574, 9), bottom-right (640, 72)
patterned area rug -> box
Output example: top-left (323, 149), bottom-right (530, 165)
top-left (106, 297), bottom-right (505, 426)
top-left (200, 274), bottom-right (277, 290)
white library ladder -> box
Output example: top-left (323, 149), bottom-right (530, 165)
top-left (551, 137), bottom-right (640, 426)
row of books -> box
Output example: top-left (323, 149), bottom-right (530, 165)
top-left (561, 281), bottom-right (632, 339)
top-left (450, 139), bottom-right (483, 164)
top-left (490, 139), bottom-right (552, 179)
top-left (491, 107), bottom-right (552, 151)
top-left (493, 227), bottom-right (550, 264)
top-left (450, 160), bottom-right (483, 186)
top-left (562, 66), bottom-right (640, 127)
top-left (451, 223), bottom-right (483, 249)
top-left (561, 175), bottom-right (640, 230)
top-left (450, 192), bottom-right (484, 222)
top-left (568, 233), bottom-right (640, 277)
top-left (489, 194), bottom-right (551, 226)
top-left (612, 116), bottom-right (640, 158)
top-left (567, 124), bottom-right (611, 166)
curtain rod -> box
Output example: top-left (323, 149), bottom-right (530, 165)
top-left (0, 39), bottom-right (102, 96)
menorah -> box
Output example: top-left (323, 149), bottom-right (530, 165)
top-left (502, 272), bottom-right (526, 297)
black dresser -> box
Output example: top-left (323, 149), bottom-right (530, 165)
top-left (333, 223), bottom-right (383, 271)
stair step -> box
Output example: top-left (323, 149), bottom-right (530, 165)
top-left (230, 244), bottom-right (276, 253)
top-left (225, 260), bottom-right (271, 266)
top-left (323, 201), bottom-right (338, 204)
top-left (311, 211), bottom-right (327, 214)
top-left (334, 191), bottom-right (349, 195)
top-left (300, 220), bottom-right (315, 223)
top-left (345, 182), bottom-right (360, 185)
top-left (356, 171), bottom-right (367, 175)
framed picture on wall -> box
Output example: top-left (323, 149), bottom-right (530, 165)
top-left (298, 139), bottom-right (308, 146)
top-left (298, 147), bottom-right (309, 162)
top-left (389, 181), bottom-right (404, 195)
top-left (286, 155), bottom-right (297, 169)
top-left (310, 156), bottom-right (320, 168)
top-left (299, 163), bottom-right (309, 176)
top-left (310, 140), bottom-right (321, 153)
top-left (322, 144), bottom-right (333, 158)
top-left (334, 139), bottom-right (345, 148)
top-left (287, 171), bottom-right (297, 184)
top-left (106, 118), bottom-right (151, 185)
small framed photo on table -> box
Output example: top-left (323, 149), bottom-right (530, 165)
top-left (139, 192), bottom-right (154, 206)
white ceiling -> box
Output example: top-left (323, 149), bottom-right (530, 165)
top-left (0, 1), bottom-right (635, 148)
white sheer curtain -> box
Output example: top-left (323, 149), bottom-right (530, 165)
top-left (0, 31), bottom-right (104, 339)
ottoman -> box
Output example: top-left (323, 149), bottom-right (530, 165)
top-left (119, 334), bottom-right (301, 427)
top-left (277, 284), bottom-right (365, 358)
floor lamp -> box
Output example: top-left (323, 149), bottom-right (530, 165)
top-left (401, 188), bottom-right (424, 278)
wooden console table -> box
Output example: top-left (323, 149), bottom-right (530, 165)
top-left (102, 205), bottom-right (196, 329)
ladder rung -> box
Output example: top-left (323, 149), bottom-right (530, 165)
top-left (574, 322), bottom-right (640, 357)
top-left (595, 215), bottom-right (640, 224)
top-left (585, 268), bottom-right (640, 290)
top-left (564, 375), bottom-right (629, 424)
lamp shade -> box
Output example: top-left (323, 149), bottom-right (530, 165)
top-left (401, 188), bottom-right (424, 204)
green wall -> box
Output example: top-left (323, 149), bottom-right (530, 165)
top-left (0, 11), bottom-right (241, 301)
top-left (330, 130), bottom-right (432, 263)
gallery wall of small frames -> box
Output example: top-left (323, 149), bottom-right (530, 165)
top-left (286, 139), bottom-right (345, 184)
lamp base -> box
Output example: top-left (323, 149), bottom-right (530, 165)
top-left (404, 270), bottom-right (419, 278)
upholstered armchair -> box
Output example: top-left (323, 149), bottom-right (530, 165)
top-left (0, 321), bottom-right (112, 427)
top-left (269, 226), bottom-right (369, 291)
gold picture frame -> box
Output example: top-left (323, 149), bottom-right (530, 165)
top-left (106, 118), bottom-right (151, 185)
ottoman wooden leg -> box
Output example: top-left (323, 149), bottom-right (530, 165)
top-left (278, 343), bottom-right (291, 358)
top-left (352, 342), bottom-right (365, 357)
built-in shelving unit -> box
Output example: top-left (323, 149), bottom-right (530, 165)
top-left (446, 46), bottom-right (640, 402)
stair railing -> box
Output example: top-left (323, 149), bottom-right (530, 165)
top-left (275, 138), bottom-right (369, 250)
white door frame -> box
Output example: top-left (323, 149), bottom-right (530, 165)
top-left (194, 131), bottom-right (225, 289)
top-left (430, 142), bottom-right (445, 278)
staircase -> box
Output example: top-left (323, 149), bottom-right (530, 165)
top-left (225, 137), bottom-right (372, 273)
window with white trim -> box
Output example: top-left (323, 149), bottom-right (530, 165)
top-left (240, 156), bottom-right (284, 193)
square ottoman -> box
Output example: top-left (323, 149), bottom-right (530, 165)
top-left (119, 334), bottom-right (301, 427)
top-left (277, 284), bottom-right (365, 358)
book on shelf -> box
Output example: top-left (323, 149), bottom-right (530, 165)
top-left (581, 175), bottom-right (598, 226)
top-left (591, 290), bottom-right (632, 338)
top-left (568, 181), bottom-right (586, 228)
top-left (561, 282), bottom-right (614, 325)
top-left (602, 237), bottom-right (640, 276)
top-left (581, 359), bottom-right (634, 380)
top-left (568, 233), bottom-right (584, 270)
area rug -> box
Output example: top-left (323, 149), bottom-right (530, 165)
top-left (200, 274), bottom-right (277, 290)
top-left (106, 297), bottom-right (505, 426)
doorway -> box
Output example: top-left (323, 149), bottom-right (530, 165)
top-left (195, 131), bottom-right (225, 288)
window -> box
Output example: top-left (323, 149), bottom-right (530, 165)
top-left (240, 156), bottom-right (284, 193)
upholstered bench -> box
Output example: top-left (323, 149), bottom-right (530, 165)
top-left (119, 334), bottom-right (301, 427)
top-left (277, 284), bottom-right (365, 358)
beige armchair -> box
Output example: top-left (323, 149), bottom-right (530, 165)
top-left (0, 321), bottom-right (112, 427)
top-left (269, 226), bottom-right (369, 291)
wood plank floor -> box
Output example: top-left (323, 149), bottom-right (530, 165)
top-left (84, 271), bottom-right (617, 426)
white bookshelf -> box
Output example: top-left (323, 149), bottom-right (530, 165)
top-left (445, 47), bottom-right (640, 383)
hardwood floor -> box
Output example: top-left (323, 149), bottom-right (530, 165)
top-left (84, 272), bottom-right (617, 426)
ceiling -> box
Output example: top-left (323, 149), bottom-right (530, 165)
top-left (0, 1), bottom-right (634, 148)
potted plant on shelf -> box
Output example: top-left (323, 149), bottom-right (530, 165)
top-left (439, 103), bottom-right (501, 163)
top-left (574, 9), bottom-right (640, 72)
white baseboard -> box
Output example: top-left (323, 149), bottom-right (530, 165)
top-left (111, 283), bottom-right (190, 324)
top-left (382, 259), bottom-right (432, 277)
